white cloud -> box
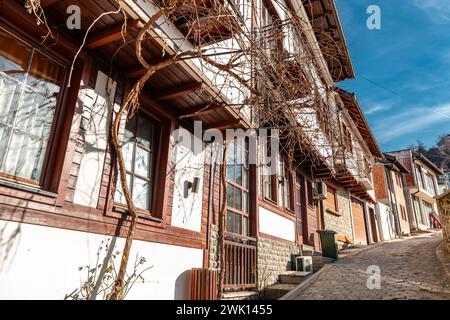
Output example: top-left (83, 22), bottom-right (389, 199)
top-left (374, 103), bottom-right (450, 143)
top-left (413, 0), bottom-right (450, 23)
top-left (365, 102), bottom-right (392, 115)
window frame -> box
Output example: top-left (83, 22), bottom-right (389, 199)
top-left (342, 123), bottom-right (353, 154)
top-left (226, 138), bottom-right (251, 238)
top-left (113, 112), bottom-right (159, 214)
top-left (0, 26), bottom-right (68, 190)
top-left (283, 164), bottom-right (294, 212)
top-left (326, 186), bottom-right (339, 214)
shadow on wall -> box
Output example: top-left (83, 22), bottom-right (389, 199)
top-left (0, 206), bottom-right (27, 273)
top-left (174, 270), bottom-right (190, 300)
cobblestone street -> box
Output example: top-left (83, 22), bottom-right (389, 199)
top-left (289, 234), bottom-right (450, 300)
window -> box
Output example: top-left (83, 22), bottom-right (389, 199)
top-left (326, 186), bottom-right (338, 213)
top-left (399, 205), bottom-right (407, 221)
top-left (114, 114), bottom-right (156, 212)
top-left (263, 173), bottom-right (276, 202)
top-left (395, 171), bottom-right (402, 187)
top-left (412, 196), bottom-right (424, 225)
top-left (424, 172), bottom-right (436, 195)
top-left (0, 28), bottom-right (64, 183)
top-left (307, 179), bottom-right (314, 208)
top-left (416, 165), bottom-right (424, 189)
top-left (261, 136), bottom-right (277, 202)
top-left (423, 201), bottom-right (433, 217)
top-left (342, 124), bottom-right (353, 154)
top-left (226, 138), bottom-right (250, 237)
top-left (281, 163), bottom-right (294, 211)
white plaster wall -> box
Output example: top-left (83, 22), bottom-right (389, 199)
top-left (0, 221), bottom-right (203, 300)
top-left (73, 71), bottom-right (117, 207)
top-left (376, 202), bottom-right (396, 241)
top-left (171, 129), bottom-right (205, 232)
top-left (258, 207), bottom-right (295, 242)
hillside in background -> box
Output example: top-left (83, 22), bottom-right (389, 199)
top-left (415, 134), bottom-right (450, 172)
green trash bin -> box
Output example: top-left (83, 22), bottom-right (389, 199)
top-left (317, 230), bottom-right (339, 260)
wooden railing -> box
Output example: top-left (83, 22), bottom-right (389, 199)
top-left (224, 238), bottom-right (257, 290)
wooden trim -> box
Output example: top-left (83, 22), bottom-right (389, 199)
top-left (56, 57), bottom-right (93, 206)
top-left (87, 20), bottom-right (141, 49)
top-left (258, 198), bottom-right (296, 222)
top-left (0, 200), bottom-right (206, 249)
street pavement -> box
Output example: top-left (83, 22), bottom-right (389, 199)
top-left (289, 233), bottom-right (450, 300)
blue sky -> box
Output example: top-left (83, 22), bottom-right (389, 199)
top-left (335, 0), bottom-right (450, 152)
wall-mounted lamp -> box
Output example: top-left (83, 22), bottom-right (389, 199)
top-left (184, 177), bottom-right (200, 198)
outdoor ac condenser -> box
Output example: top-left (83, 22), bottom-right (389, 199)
top-left (295, 256), bottom-right (313, 273)
top-left (313, 181), bottom-right (327, 200)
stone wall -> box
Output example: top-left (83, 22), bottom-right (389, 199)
top-left (209, 224), bottom-right (220, 269)
top-left (257, 237), bottom-right (301, 290)
top-left (437, 193), bottom-right (450, 254)
top-left (210, 225), bottom-right (302, 291)
top-left (323, 187), bottom-right (354, 248)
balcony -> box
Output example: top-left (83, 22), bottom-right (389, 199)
top-left (154, 0), bottom-right (241, 46)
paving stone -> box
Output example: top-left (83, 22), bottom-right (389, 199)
top-left (289, 234), bottom-right (450, 300)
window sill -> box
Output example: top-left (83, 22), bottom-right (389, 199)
top-left (326, 208), bottom-right (342, 217)
top-left (112, 205), bottom-right (164, 224)
top-left (0, 178), bottom-right (58, 198)
top-left (285, 208), bottom-right (296, 215)
top-left (263, 197), bottom-right (278, 207)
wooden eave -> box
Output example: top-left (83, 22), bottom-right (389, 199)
top-left (337, 88), bottom-right (383, 159)
top-left (301, 0), bottom-right (355, 82)
top-left (34, 0), bottom-right (247, 130)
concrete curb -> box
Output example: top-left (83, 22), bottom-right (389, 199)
top-left (279, 243), bottom-right (383, 300)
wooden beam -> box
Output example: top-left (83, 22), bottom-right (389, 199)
top-left (156, 82), bottom-right (203, 101)
top-left (87, 20), bottom-right (141, 49)
top-left (125, 55), bottom-right (176, 78)
top-left (177, 103), bottom-right (221, 118)
top-left (203, 119), bottom-right (240, 131)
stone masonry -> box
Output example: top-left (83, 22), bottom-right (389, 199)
top-left (257, 237), bottom-right (301, 290)
top-left (209, 225), bottom-right (302, 291)
top-left (289, 234), bottom-right (450, 300)
top-left (323, 187), bottom-right (354, 247)
top-left (437, 192), bottom-right (450, 254)
top-left (209, 224), bottom-right (220, 269)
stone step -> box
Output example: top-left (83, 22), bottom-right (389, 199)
top-left (222, 291), bottom-right (262, 300)
top-left (279, 271), bottom-right (311, 284)
top-left (301, 244), bottom-right (315, 256)
top-left (264, 283), bottom-right (298, 300)
top-left (312, 256), bottom-right (335, 272)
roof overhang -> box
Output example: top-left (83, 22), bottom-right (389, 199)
top-left (301, 0), bottom-right (355, 82)
top-left (383, 153), bottom-right (410, 174)
top-left (337, 88), bottom-right (383, 159)
top-left (414, 152), bottom-right (445, 176)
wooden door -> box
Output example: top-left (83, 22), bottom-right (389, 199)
top-left (295, 180), bottom-right (304, 244)
top-left (352, 198), bottom-right (368, 245)
top-left (369, 208), bottom-right (378, 243)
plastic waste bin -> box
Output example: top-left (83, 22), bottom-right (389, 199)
top-left (317, 230), bottom-right (338, 260)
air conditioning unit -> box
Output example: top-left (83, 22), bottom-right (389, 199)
top-left (294, 256), bottom-right (313, 274)
top-left (313, 181), bottom-right (327, 200)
